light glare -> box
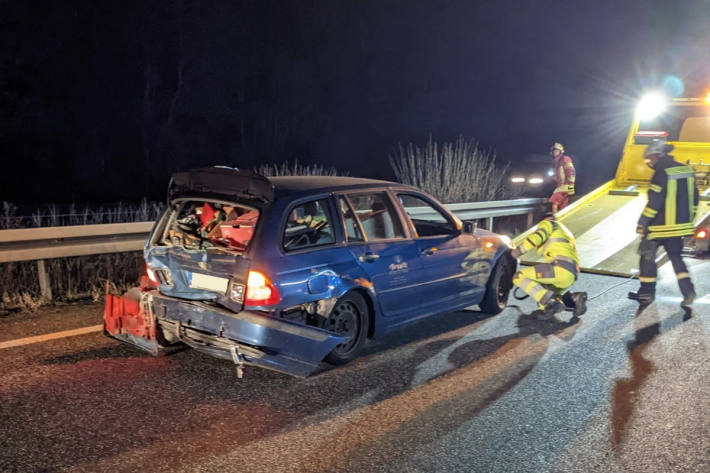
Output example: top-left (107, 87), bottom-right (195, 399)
top-left (636, 93), bottom-right (667, 120)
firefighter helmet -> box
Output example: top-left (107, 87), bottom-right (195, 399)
top-left (643, 139), bottom-right (670, 159)
top-left (550, 142), bottom-right (565, 153)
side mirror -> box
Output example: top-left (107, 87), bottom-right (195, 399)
top-left (463, 221), bottom-right (477, 234)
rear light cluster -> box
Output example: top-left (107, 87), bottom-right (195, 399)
top-left (146, 265), bottom-right (173, 286)
top-left (245, 270), bottom-right (281, 306)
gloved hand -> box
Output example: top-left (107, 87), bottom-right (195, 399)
top-left (510, 247), bottom-right (522, 259)
top-left (567, 185), bottom-right (575, 196)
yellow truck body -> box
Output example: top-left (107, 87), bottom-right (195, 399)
top-left (516, 96), bottom-right (710, 276)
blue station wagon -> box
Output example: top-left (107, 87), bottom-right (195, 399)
top-left (104, 167), bottom-right (516, 377)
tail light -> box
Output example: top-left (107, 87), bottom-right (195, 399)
top-left (146, 264), bottom-right (159, 285)
top-left (244, 270), bottom-right (281, 306)
top-left (697, 228), bottom-right (708, 239)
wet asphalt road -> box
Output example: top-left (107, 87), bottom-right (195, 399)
top-left (1, 261), bottom-right (709, 473)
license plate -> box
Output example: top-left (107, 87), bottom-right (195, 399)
top-left (188, 272), bottom-right (229, 294)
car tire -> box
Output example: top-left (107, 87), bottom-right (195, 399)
top-left (324, 292), bottom-right (370, 365)
top-left (479, 258), bottom-right (512, 314)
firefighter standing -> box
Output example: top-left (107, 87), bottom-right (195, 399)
top-left (628, 140), bottom-right (698, 307)
top-left (511, 214), bottom-right (587, 319)
top-left (549, 142), bottom-right (576, 213)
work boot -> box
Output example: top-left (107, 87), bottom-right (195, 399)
top-left (681, 290), bottom-right (696, 308)
top-left (533, 299), bottom-right (564, 320)
top-left (562, 291), bottom-right (588, 317)
top-left (627, 291), bottom-right (654, 305)
top-left (570, 292), bottom-right (588, 317)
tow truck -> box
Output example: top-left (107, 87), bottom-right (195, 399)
top-left (516, 92), bottom-right (710, 275)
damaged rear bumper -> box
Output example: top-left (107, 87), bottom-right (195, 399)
top-left (105, 290), bottom-right (348, 377)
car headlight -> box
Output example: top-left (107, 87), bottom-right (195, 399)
top-left (528, 177), bottom-right (544, 185)
top-left (511, 177), bottom-right (525, 183)
top-left (499, 235), bottom-right (513, 248)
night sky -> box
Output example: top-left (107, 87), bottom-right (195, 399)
top-left (2, 0), bottom-right (709, 205)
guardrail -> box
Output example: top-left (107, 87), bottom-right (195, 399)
top-left (0, 197), bottom-right (547, 301)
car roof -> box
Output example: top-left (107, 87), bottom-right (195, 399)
top-left (270, 176), bottom-right (414, 197)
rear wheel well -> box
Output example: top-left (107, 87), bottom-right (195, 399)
top-left (350, 288), bottom-right (375, 338)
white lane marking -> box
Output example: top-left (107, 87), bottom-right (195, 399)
top-left (0, 324), bottom-right (103, 350)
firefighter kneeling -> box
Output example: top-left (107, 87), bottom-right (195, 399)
top-left (510, 214), bottom-right (587, 320)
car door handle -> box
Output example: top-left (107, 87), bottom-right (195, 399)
top-left (420, 247), bottom-right (438, 256)
top-left (359, 252), bottom-right (380, 262)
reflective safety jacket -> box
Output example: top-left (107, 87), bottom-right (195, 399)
top-left (553, 154), bottom-right (576, 195)
top-left (519, 219), bottom-right (579, 267)
top-left (637, 156), bottom-right (699, 240)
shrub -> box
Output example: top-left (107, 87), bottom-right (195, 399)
top-left (0, 200), bottom-right (164, 311)
top-left (389, 135), bottom-right (510, 203)
top-left (254, 159), bottom-right (347, 177)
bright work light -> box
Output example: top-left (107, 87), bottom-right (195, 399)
top-left (636, 93), bottom-right (667, 120)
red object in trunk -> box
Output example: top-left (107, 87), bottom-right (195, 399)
top-left (103, 290), bottom-right (156, 341)
top-left (200, 202), bottom-right (215, 227)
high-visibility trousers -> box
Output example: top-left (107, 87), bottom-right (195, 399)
top-left (513, 262), bottom-right (577, 309)
top-left (637, 237), bottom-right (694, 298)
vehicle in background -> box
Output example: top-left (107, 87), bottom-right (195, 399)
top-left (507, 153), bottom-right (556, 198)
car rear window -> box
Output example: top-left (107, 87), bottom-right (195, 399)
top-left (283, 199), bottom-right (335, 251)
top-left (162, 200), bottom-right (259, 253)
top-left (346, 192), bottom-right (404, 241)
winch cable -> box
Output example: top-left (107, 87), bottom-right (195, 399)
top-left (511, 272), bottom-right (638, 302)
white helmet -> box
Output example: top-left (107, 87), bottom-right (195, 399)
top-left (550, 142), bottom-right (565, 153)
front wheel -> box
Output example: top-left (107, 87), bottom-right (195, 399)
top-left (479, 258), bottom-right (512, 314)
top-left (324, 292), bottom-right (370, 365)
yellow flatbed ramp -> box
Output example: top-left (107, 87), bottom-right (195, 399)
top-left (514, 181), bottom-right (710, 277)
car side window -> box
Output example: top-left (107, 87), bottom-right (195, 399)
top-left (283, 199), bottom-right (335, 251)
top-left (339, 197), bottom-right (364, 242)
top-left (347, 192), bottom-right (404, 241)
top-left (398, 193), bottom-right (456, 237)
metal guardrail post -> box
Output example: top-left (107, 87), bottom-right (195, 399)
top-left (37, 259), bottom-right (52, 301)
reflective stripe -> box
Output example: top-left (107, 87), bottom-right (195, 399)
top-left (642, 207), bottom-right (658, 218)
top-left (688, 177), bottom-right (696, 220)
top-left (530, 285), bottom-right (547, 298)
top-left (639, 277), bottom-right (657, 283)
top-left (649, 184), bottom-right (662, 193)
top-left (554, 259), bottom-right (578, 277)
top-left (677, 272), bottom-right (689, 280)
top-left (520, 279), bottom-right (536, 292)
top-left (666, 165), bottom-right (693, 179)
top-left (541, 236), bottom-right (569, 254)
top-left (564, 163), bottom-right (574, 168)
top-left (665, 178), bottom-right (677, 225)
top-left (531, 286), bottom-right (552, 303)
top-left (648, 222), bottom-right (695, 231)
top-left (554, 255), bottom-right (576, 264)
top-left (648, 230), bottom-right (695, 239)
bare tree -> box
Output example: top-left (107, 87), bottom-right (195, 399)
top-left (390, 135), bottom-right (509, 203)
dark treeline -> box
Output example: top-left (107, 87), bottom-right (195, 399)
top-left (2, 0), bottom-right (709, 204)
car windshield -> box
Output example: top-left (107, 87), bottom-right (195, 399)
top-left (161, 200), bottom-right (259, 254)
